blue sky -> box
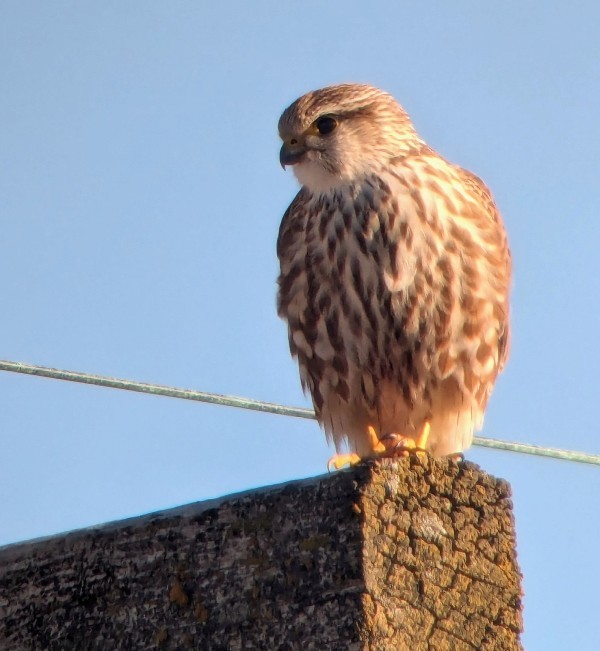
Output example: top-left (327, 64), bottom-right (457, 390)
top-left (1, 2), bottom-right (599, 648)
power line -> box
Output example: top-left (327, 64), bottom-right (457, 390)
top-left (1, 359), bottom-right (598, 466)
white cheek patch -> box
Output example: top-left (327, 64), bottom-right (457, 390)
top-left (294, 161), bottom-right (345, 193)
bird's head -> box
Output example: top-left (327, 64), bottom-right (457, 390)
top-left (278, 83), bottom-right (422, 193)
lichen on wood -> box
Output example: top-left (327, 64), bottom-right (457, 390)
top-left (0, 458), bottom-right (522, 650)
top-left (358, 457), bottom-right (523, 651)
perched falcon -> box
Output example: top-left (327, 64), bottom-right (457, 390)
top-left (276, 84), bottom-right (511, 466)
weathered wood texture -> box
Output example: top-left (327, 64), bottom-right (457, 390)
top-left (0, 458), bottom-right (523, 650)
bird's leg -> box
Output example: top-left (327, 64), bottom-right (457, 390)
top-left (327, 422), bottom-right (432, 470)
top-left (414, 420), bottom-right (431, 451)
top-left (380, 420), bottom-right (431, 458)
top-left (327, 452), bottom-right (361, 471)
top-left (327, 426), bottom-right (387, 471)
top-left (366, 424), bottom-right (388, 454)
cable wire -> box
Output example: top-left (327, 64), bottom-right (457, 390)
top-left (1, 359), bottom-right (598, 466)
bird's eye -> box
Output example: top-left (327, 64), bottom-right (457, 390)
top-left (315, 116), bottom-right (337, 135)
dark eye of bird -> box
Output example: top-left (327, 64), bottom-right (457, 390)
top-left (315, 116), bottom-right (337, 135)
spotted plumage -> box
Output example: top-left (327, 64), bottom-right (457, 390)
top-left (277, 84), bottom-right (511, 457)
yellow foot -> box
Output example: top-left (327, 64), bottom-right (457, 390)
top-left (327, 452), bottom-right (361, 471)
top-left (380, 421), bottom-right (431, 459)
top-left (327, 426), bottom-right (385, 471)
top-left (367, 425), bottom-right (387, 454)
top-left (327, 422), bottom-right (432, 471)
top-left (415, 421), bottom-right (431, 451)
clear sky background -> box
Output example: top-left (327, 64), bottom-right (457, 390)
top-left (1, 2), bottom-right (599, 648)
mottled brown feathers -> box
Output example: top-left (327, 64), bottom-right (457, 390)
top-left (277, 83), bottom-right (511, 457)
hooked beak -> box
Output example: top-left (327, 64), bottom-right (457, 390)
top-left (280, 141), bottom-right (307, 169)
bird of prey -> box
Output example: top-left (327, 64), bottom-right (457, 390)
top-left (276, 84), bottom-right (511, 468)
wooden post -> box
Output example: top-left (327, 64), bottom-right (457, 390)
top-left (0, 457), bottom-right (523, 650)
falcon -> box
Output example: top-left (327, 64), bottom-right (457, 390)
top-left (276, 84), bottom-right (511, 468)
